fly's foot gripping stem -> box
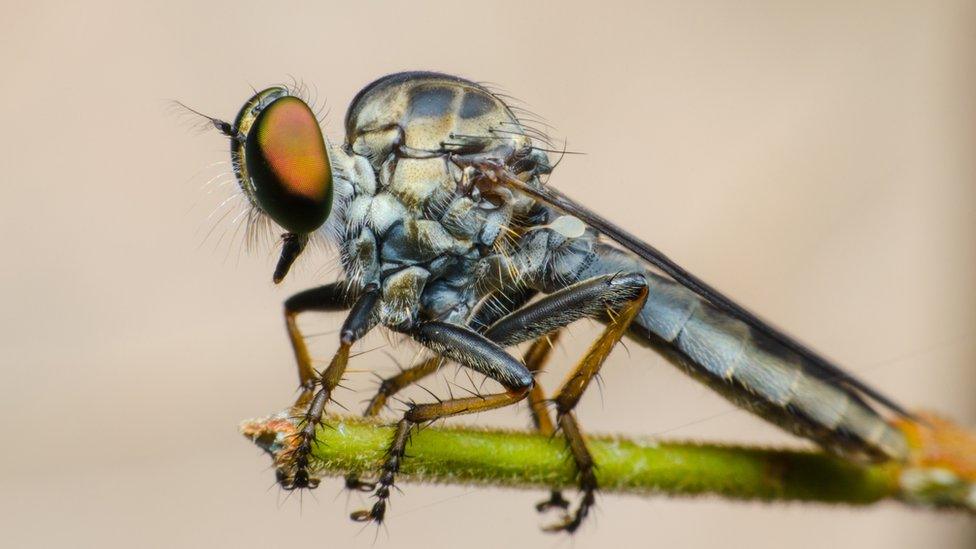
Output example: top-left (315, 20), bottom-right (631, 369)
top-left (278, 342), bottom-right (350, 491)
top-left (535, 491), bottom-right (571, 513)
top-left (277, 285), bottom-right (379, 491)
top-left (542, 277), bottom-right (648, 533)
top-left (543, 413), bottom-right (598, 533)
top-left (350, 418), bottom-right (414, 524)
top-left (521, 334), bottom-right (574, 517)
top-left (349, 321), bottom-right (534, 525)
top-left (343, 355), bottom-right (443, 492)
top-left (483, 272), bottom-right (649, 533)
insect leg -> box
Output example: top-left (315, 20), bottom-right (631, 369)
top-left (347, 332), bottom-right (568, 497)
top-left (482, 273), bottom-right (648, 532)
top-left (343, 298), bottom-right (553, 492)
top-left (344, 355), bottom-right (444, 491)
top-left (357, 333), bottom-right (557, 423)
top-left (521, 333), bottom-right (571, 513)
top-left (547, 281), bottom-right (648, 533)
top-left (279, 285), bottom-right (380, 491)
top-left (363, 356), bottom-right (444, 417)
top-left (350, 321), bottom-right (533, 525)
top-left (282, 282), bottom-right (351, 405)
top-left (353, 286), bottom-right (537, 422)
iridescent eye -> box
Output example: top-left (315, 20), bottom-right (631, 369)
top-left (238, 91), bottom-right (333, 234)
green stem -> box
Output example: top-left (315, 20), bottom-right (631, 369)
top-left (242, 413), bottom-right (908, 505)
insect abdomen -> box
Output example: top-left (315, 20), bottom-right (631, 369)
top-left (535, 240), bottom-right (910, 461)
top-left (630, 273), bottom-right (909, 461)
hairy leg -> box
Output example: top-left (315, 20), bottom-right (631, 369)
top-left (278, 285), bottom-right (380, 490)
top-left (351, 322), bottom-right (534, 524)
top-left (348, 273), bottom-right (647, 530)
top-left (282, 282), bottom-right (351, 405)
top-left (521, 333), bottom-right (572, 512)
top-left (343, 354), bottom-right (444, 491)
top-left (484, 273), bottom-right (649, 532)
top-left (545, 282), bottom-right (648, 532)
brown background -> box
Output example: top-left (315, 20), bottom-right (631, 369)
top-left (1, 1), bottom-right (974, 547)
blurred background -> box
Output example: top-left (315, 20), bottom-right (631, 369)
top-left (1, 1), bottom-right (973, 547)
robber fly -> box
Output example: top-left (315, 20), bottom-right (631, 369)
top-left (191, 72), bottom-right (912, 532)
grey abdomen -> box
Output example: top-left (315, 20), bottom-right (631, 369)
top-left (631, 273), bottom-right (907, 461)
top-left (534, 237), bottom-right (909, 462)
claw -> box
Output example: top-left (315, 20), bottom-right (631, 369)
top-left (344, 476), bottom-right (376, 492)
top-left (541, 488), bottom-right (593, 534)
top-left (535, 491), bottom-right (570, 513)
top-left (350, 501), bottom-right (386, 524)
top-left (350, 509), bottom-right (372, 522)
top-left (542, 516), bottom-right (578, 534)
top-left (276, 467), bottom-right (320, 491)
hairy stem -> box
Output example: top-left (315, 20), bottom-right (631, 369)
top-left (241, 412), bottom-right (974, 510)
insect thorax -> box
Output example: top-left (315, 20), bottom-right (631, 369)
top-left (330, 72), bottom-right (552, 329)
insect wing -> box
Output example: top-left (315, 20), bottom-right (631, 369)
top-left (497, 171), bottom-right (913, 419)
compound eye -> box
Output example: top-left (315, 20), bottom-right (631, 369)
top-left (245, 95), bottom-right (333, 234)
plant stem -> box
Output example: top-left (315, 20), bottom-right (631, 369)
top-left (242, 413), bottom-right (909, 505)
